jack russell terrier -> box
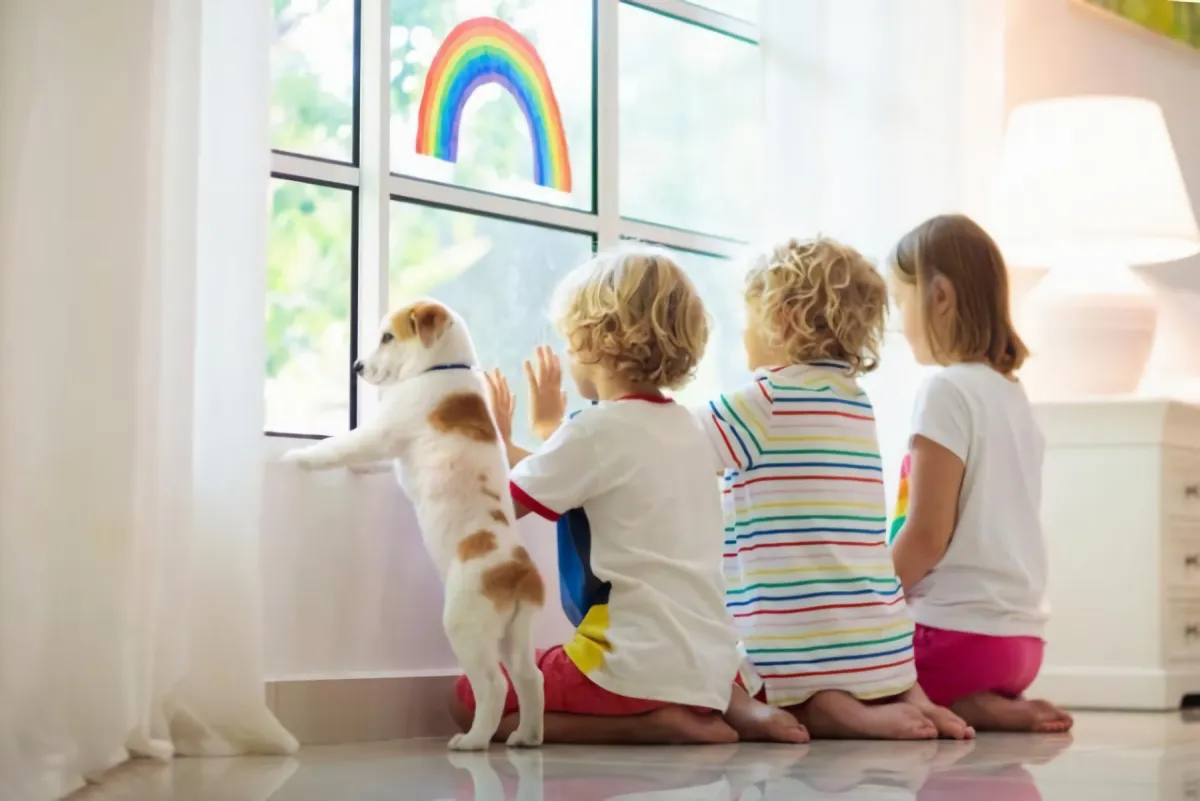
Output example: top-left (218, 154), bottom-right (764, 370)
top-left (283, 300), bottom-right (545, 751)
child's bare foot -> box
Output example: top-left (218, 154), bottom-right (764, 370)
top-left (725, 686), bottom-right (810, 743)
top-left (901, 685), bottom-right (976, 740)
top-left (952, 692), bottom-right (1074, 733)
top-left (643, 706), bottom-right (741, 744)
top-left (799, 691), bottom-right (938, 740)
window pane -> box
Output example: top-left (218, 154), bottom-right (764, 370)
top-left (619, 6), bottom-right (763, 238)
top-left (389, 204), bottom-right (593, 445)
top-left (266, 180), bottom-right (353, 435)
top-left (685, 1), bottom-right (758, 21)
top-left (270, 0), bottom-right (356, 162)
top-left (390, 0), bottom-right (593, 210)
top-left (653, 247), bottom-right (752, 408)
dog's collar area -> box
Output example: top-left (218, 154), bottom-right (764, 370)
top-left (424, 363), bottom-right (474, 374)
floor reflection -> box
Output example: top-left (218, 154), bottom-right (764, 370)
top-left (68, 712), bottom-right (1199, 801)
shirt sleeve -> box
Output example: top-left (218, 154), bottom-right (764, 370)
top-left (510, 413), bottom-right (616, 521)
top-left (910, 372), bottom-right (973, 463)
top-left (694, 379), bottom-right (772, 472)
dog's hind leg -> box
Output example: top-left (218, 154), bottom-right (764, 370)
top-left (502, 602), bottom-right (544, 748)
top-left (445, 591), bottom-right (507, 751)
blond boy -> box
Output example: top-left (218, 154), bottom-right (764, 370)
top-left (700, 238), bottom-right (973, 740)
top-left (454, 247), bottom-right (804, 744)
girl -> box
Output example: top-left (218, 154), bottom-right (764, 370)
top-left (888, 214), bottom-right (1073, 734)
top-left (698, 238), bottom-right (971, 741)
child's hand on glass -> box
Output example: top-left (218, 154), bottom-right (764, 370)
top-left (524, 345), bottom-right (567, 442)
top-left (484, 368), bottom-right (515, 444)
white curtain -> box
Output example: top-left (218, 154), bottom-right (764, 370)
top-left (759, 0), bottom-right (1008, 494)
top-left (0, 0), bottom-right (298, 798)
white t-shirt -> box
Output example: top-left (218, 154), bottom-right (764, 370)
top-left (509, 395), bottom-right (739, 710)
top-left (904, 364), bottom-right (1049, 639)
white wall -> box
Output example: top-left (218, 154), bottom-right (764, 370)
top-left (1006, 0), bottom-right (1200, 391)
top-left (259, 438), bottom-right (573, 678)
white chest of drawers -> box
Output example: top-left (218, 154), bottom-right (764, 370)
top-left (1029, 399), bottom-right (1200, 710)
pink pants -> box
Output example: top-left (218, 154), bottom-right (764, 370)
top-left (914, 624), bottom-right (1044, 708)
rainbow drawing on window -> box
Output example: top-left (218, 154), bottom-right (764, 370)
top-left (888, 452), bottom-right (911, 546)
top-left (415, 17), bottom-right (572, 193)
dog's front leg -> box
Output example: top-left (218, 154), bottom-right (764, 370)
top-left (283, 424), bottom-right (400, 471)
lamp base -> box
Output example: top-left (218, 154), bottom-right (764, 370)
top-left (1017, 268), bottom-right (1157, 401)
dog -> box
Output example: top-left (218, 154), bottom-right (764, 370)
top-left (283, 299), bottom-right (546, 751)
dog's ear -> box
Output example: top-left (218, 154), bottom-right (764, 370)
top-left (410, 302), bottom-right (451, 348)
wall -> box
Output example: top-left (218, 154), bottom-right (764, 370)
top-left (1006, 0), bottom-right (1200, 392)
top-left (259, 437), bottom-right (573, 679)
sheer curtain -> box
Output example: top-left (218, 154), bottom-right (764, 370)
top-left (759, 0), bottom-right (1008, 491)
top-left (0, 1), bottom-right (297, 799)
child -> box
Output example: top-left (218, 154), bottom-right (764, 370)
top-left (698, 238), bottom-right (972, 740)
top-left (888, 214), bottom-right (1072, 734)
top-left (451, 247), bottom-right (799, 744)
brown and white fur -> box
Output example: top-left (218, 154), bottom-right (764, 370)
top-left (282, 300), bottom-right (545, 751)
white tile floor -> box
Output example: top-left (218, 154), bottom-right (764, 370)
top-left (71, 712), bottom-right (1200, 800)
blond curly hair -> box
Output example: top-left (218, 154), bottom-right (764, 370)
top-left (745, 238), bottom-right (886, 375)
top-left (552, 246), bottom-right (709, 390)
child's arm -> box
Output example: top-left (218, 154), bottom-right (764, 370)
top-left (508, 411), bottom-right (617, 527)
top-left (890, 374), bottom-right (971, 592)
top-left (891, 435), bottom-right (965, 592)
top-left (691, 381), bottom-right (770, 474)
top-left (484, 368), bottom-right (533, 468)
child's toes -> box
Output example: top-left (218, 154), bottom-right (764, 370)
top-left (759, 707), bottom-right (810, 744)
top-left (924, 705), bottom-right (976, 740)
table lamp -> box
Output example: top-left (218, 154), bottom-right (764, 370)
top-left (998, 96), bottom-right (1200, 399)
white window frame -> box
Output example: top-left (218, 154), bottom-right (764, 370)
top-left (269, 0), bottom-right (759, 434)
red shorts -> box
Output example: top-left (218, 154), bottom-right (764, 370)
top-left (455, 646), bottom-right (683, 716)
top-left (914, 623), bottom-right (1045, 707)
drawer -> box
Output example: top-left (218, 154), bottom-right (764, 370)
top-left (1165, 528), bottom-right (1200, 591)
top-left (1167, 602), bottom-right (1200, 661)
top-left (1166, 452), bottom-right (1200, 521)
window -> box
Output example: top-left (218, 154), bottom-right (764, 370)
top-left (268, 0), bottom-right (762, 436)
top-left (266, 179), bottom-right (354, 435)
top-left (270, 0), bottom-right (357, 162)
top-left (619, 4), bottom-right (761, 238)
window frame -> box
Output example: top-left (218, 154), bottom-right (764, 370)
top-left (268, 0), bottom-right (760, 437)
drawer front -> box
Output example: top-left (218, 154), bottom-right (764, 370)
top-left (1165, 528), bottom-right (1200, 591)
top-left (1166, 452), bottom-right (1200, 521)
top-left (1167, 602), bottom-right (1200, 661)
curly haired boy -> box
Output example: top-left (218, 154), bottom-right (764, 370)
top-left (699, 238), bottom-right (974, 740)
top-left (453, 247), bottom-right (770, 744)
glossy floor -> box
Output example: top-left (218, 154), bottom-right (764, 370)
top-left (72, 712), bottom-right (1200, 800)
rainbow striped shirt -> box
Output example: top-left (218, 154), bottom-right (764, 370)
top-left (699, 362), bottom-right (916, 706)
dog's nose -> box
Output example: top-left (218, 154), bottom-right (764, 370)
top-left (353, 360), bottom-right (365, 375)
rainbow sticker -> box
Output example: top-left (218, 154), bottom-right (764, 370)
top-left (415, 17), bottom-right (572, 193)
top-left (888, 452), bottom-right (911, 546)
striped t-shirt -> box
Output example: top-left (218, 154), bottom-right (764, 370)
top-left (697, 362), bottom-right (916, 706)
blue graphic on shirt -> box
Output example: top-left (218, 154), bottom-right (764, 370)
top-left (556, 401), bottom-right (610, 626)
top-left (556, 508), bottom-right (611, 627)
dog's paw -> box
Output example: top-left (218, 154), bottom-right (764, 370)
top-left (281, 449), bottom-right (319, 470)
top-left (448, 733), bottom-right (491, 752)
top-left (506, 726), bottom-right (543, 749)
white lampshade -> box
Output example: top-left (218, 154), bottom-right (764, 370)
top-left (999, 96), bottom-right (1200, 268)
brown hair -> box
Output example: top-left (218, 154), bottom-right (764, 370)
top-left (892, 214), bottom-right (1028, 374)
top-left (552, 246), bottom-right (709, 390)
top-left (745, 238), bottom-right (887, 376)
